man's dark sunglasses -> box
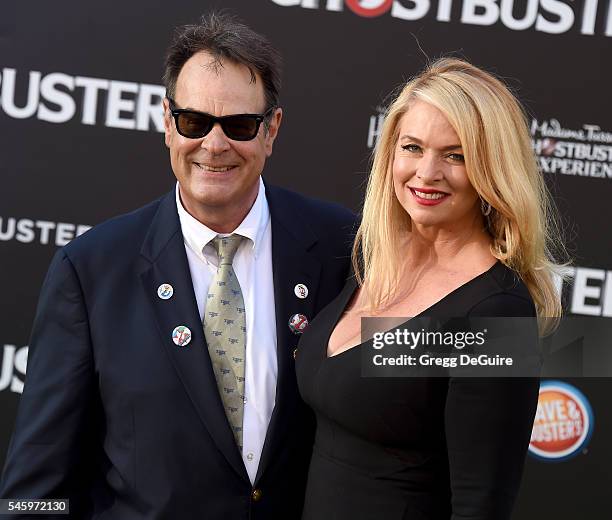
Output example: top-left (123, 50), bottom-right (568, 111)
top-left (167, 98), bottom-right (274, 141)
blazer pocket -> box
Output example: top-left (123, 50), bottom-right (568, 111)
top-left (104, 401), bottom-right (136, 491)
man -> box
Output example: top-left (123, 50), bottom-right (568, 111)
top-left (1, 12), bottom-right (355, 519)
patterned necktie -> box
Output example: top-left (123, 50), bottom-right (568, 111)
top-left (204, 234), bottom-right (247, 449)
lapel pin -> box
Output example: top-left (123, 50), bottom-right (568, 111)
top-left (294, 283), bottom-right (308, 299)
top-left (172, 325), bottom-right (192, 347)
top-left (157, 283), bottom-right (174, 300)
top-left (288, 314), bottom-right (309, 335)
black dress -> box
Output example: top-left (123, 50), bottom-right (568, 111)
top-left (295, 262), bottom-right (539, 520)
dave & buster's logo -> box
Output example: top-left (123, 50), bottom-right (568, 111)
top-left (529, 381), bottom-right (594, 462)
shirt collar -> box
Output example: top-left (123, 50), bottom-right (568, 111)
top-left (175, 177), bottom-right (269, 262)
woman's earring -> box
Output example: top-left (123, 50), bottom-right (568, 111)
top-left (480, 198), bottom-right (492, 216)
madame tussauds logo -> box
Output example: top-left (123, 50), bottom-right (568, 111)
top-left (270, 0), bottom-right (612, 37)
top-left (531, 119), bottom-right (612, 179)
top-left (529, 381), bottom-right (594, 462)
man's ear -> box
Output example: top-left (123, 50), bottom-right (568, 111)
top-left (264, 107), bottom-right (283, 157)
top-left (163, 98), bottom-right (172, 148)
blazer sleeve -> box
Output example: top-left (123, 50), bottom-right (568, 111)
top-left (0, 249), bottom-right (98, 516)
top-left (444, 293), bottom-right (540, 520)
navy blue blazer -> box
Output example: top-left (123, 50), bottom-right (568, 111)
top-left (0, 184), bottom-right (356, 519)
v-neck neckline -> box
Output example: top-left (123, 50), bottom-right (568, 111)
top-left (325, 261), bottom-right (501, 359)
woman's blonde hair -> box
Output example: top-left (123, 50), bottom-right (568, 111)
top-left (353, 57), bottom-right (565, 328)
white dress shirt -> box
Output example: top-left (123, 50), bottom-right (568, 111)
top-left (176, 179), bottom-right (277, 484)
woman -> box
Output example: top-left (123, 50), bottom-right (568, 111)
top-left (296, 58), bottom-right (563, 520)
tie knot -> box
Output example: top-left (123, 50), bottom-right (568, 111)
top-left (211, 234), bottom-right (243, 265)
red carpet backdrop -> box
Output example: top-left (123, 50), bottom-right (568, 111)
top-left (0, 1), bottom-right (610, 518)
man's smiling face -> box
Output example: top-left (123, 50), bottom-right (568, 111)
top-left (164, 51), bottom-right (281, 228)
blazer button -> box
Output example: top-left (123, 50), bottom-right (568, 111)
top-left (251, 488), bottom-right (263, 502)
top-left (293, 348), bottom-right (298, 359)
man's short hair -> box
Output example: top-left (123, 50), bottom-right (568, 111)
top-left (163, 11), bottom-right (282, 112)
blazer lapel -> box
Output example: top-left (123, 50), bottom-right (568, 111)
top-left (139, 191), bottom-right (249, 482)
top-left (256, 185), bottom-right (322, 482)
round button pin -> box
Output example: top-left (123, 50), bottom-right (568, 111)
top-left (294, 283), bottom-right (308, 299)
top-left (172, 325), bottom-right (192, 347)
top-left (288, 314), bottom-right (309, 335)
top-left (157, 283), bottom-right (174, 300)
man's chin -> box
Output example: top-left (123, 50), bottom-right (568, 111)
top-left (184, 184), bottom-right (257, 211)
top-left (185, 188), bottom-right (235, 209)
